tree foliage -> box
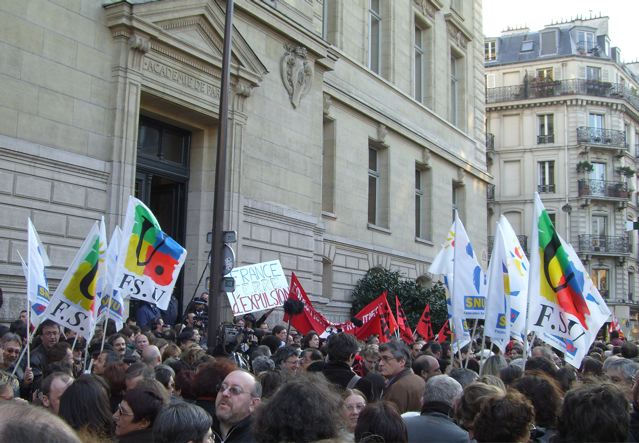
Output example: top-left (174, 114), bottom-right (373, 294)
top-left (350, 268), bottom-right (448, 335)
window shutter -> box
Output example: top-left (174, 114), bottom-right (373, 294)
top-left (578, 66), bottom-right (586, 79)
top-left (486, 73), bottom-right (496, 88)
top-left (540, 31), bottom-right (557, 55)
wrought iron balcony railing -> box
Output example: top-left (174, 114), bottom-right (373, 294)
top-left (537, 184), bottom-right (555, 193)
top-left (578, 234), bottom-right (631, 254)
top-left (537, 134), bottom-right (555, 144)
top-left (578, 179), bottom-right (629, 199)
top-left (486, 78), bottom-right (639, 115)
top-left (576, 126), bottom-right (626, 150)
top-left (486, 133), bottom-right (495, 151)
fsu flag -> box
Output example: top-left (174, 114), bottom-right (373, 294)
top-left (415, 304), bottom-right (435, 341)
top-left (43, 222), bottom-right (106, 339)
top-left (27, 219), bottom-right (52, 327)
top-left (395, 296), bottom-right (414, 343)
top-left (528, 193), bottom-right (610, 367)
top-left (113, 197), bottom-right (187, 310)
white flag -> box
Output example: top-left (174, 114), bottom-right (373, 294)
top-left (27, 219), bottom-right (52, 327)
top-left (452, 212), bottom-right (486, 320)
top-left (43, 222), bottom-right (106, 339)
top-left (527, 193), bottom-right (611, 367)
top-left (484, 223), bottom-right (510, 351)
top-left (97, 225), bottom-right (125, 330)
top-left (499, 216), bottom-right (529, 342)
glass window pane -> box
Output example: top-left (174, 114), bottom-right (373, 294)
top-left (162, 130), bottom-right (185, 164)
top-left (138, 125), bottom-right (160, 155)
top-left (369, 148), bottom-right (377, 171)
top-left (368, 175), bottom-right (377, 224)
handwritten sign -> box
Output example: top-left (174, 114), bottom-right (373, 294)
top-left (226, 260), bottom-right (289, 315)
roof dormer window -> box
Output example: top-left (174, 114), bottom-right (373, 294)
top-left (577, 30), bottom-right (595, 53)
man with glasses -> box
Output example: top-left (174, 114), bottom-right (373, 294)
top-left (378, 340), bottom-right (425, 413)
top-left (25, 320), bottom-right (60, 392)
top-left (213, 370), bottom-right (262, 442)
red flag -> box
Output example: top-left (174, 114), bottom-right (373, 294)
top-left (435, 320), bottom-right (451, 344)
top-left (415, 304), bottom-right (435, 341)
top-left (283, 273), bottom-right (331, 334)
top-left (395, 296), bottom-right (415, 344)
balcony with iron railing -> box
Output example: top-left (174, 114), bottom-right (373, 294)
top-left (486, 78), bottom-right (639, 115)
top-left (578, 178), bottom-right (630, 200)
top-left (488, 235), bottom-right (528, 260)
top-left (578, 234), bottom-right (631, 255)
top-left (537, 184), bottom-right (555, 193)
top-left (576, 126), bottom-right (627, 151)
top-left (537, 134), bottom-right (555, 144)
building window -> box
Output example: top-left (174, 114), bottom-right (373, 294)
top-left (322, 258), bottom-right (333, 298)
top-left (368, 0), bottom-right (381, 74)
top-left (485, 40), bottom-right (497, 62)
top-left (586, 66), bottom-right (601, 81)
top-left (538, 161), bottom-right (555, 193)
top-left (322, 117), bottom-right (336, 214)
top-left (577, 30), bottom-right (595, 52)
top-left (415, 167), bottom-right (431, 239)
top-left (451, 0), bottom-right (462, 15)
top-left (589, 113), bottom-right (604, 131)
top-left (520, 40), bottom-right (533, 52)
top-left (452, 182), bottom-right (465, 222)
top-left (591, 268), bottom-right (609, 298)
top-left (634, 131), bottom-right (639, 157)
top-left (536, 67), bottom-right (553, 80)
top-left (415, 25), bottom-right (425, 102)
top-left (450, 52), bottom-right (463, 126)
top-left (540, 30), bottom-right (557, 55)
top-left (537, 114), bottom-right (554, 144)
top-left (368, 142), bottom-right (388, 227)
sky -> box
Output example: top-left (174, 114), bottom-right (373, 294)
top-left (483, 0), bottom-right (639, 62)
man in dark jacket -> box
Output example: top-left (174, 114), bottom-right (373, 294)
top-left (321, 332), bottom-right (376, 402)
top-left (212, 370), bottom-right (261, 443)
top-left (404, 375), bottom-right (468, 443)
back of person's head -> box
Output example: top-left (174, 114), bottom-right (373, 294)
top-left (422, 374), bottom-right (463, 408)
top-left (102, 361), bottom-right (129, 398)
top-left (124, 379), bottom-right (169, 427)
top-left (525, 356), bottom-right (557, 377)
top-left (454, 382), bottom-right (504, 432)
top-left (41, 371), bottom-right (74, 398)
top-left (621, 342), bottom-right (638, 359)
top-left (174, 369), bottom-right (197, 400)
top-left (499, 364), bottom-right (523, 386)
top-left (354, 401), bottom-right (407, 443)
top-left (555, 366), bottom-right (577, 392)
top-left (326, 332), bottom-right (359, 362)
top-left (472, 390), bottom-right (534, 443)
top-left (512, 370), bottom-right (562, 429)
top-left (557, 383), bottom-right (629, 442)
top-left (153, 402), bottom-right (212, 443)
top-left (193, 359), bottom-right (237, 398)
top-left (449, 367), bottom-right (479, 388)
top-left (253, 373), bottom-right (343, 443)
top-left (0, 402), bottom-right (81, 443)
top-left (580, 356), bottom-right (603, 377)
top-left (480, 354), bottom-right (507, 377)
top-left (251, 345), bottom-right (272, 359)
top-left (126, 362), bottom-right (155, 382)
top-left (256, 369), bottom-right (285, 400)
top-left (260, 335), bottom-right (282, 354)
top-left (477, 374), bottom-right (506, 390)
top-left (58, 374), bottom-right (113, 439)
top-left (252, 355), bottom-right (275, 373)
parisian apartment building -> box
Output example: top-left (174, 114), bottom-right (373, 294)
top-left (485, 14), bottom-right (639, 338)
top-left (0, 0), bottom-right (488, 323)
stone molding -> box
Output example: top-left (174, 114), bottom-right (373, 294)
top-left (281, 43), bottom-right (314, 108)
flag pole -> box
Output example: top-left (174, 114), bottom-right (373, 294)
top-left (11, 346), bottom-right (27, 377)
top-left (478, 328), bottom-right (487, 372)
top-left (465, 319), bottom-right (479, 368)
top-left (98, 292), bottom-right (114, 354)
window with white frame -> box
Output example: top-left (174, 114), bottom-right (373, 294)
top-left (538, 160), bottom-right (555, 193)
top-left (368, 0), bottom-right (381, 74)
top-left (577, 30), bottom-right (595, 52)
top-left (536, 67), bottom-right (553, 80)
top-left (450, 53), bottom-right (461, 126)
top-left (415, 167), bottom-right (431, 239)
top-left (485, 40), bottom-right (497, 62)
top-left (537, 114), bottom-right (554, 144)
top-left (368, 146), bottom-right (380, 224)
top-left (586, 66), bottom-right (601, 81)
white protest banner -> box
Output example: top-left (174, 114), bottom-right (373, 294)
top-left (226, 260), bottom-right (289, 315)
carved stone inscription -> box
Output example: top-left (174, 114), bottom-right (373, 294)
top-left (142, 59), bottom-right (221, 99)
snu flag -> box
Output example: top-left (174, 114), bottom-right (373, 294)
top-left (528, 193), bottom-right (611, 367)
top-left (484, 222), bottom-right (513, 352)
top-left (452, 211), bottom-right (486, 320)
top-left (43, 221), bottom-right (106, 339)
top-left (114, 197), bottom-right (187, 310)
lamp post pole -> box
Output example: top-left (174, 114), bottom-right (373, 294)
top-left (207, 0), bottom-right (234, 350)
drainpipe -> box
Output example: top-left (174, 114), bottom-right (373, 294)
top-left (564, 103), bottom-right (570, 241)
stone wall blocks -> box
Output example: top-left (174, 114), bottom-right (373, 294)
top-left (52, 182), bottom-right (85, 207)
top-left (31, 210), bottom-right (66, 236)
top-left (289, 232), bottom-right (313, 251)
top-left (0, 12), bottom-right (44, 54)
top-left (0, 239), bottom-right (9, 262)
top-left (15, 176), bottom-right (51, 202)
top-left (0, 171), bottom-right (14, 195)
top-left (38, 89), bottom-right (74, 125)
top-left (85, 188), bottom-right (107, 212)
top-left (296, 256), bottom-right (314, 273)
top-left (66, 216), bottom-right (95, 239)
top-left (250, 225), bottom-right (271, 243)
top-left (271, 229), bottom-right (289, 246)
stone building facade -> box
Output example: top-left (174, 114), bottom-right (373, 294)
top-left (0, 0), bottom-right (488, 323)
top-left (485, 15), bottom-right (639, 338)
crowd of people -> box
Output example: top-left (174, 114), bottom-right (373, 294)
top-left (0, 296), bottom-right (638, 443)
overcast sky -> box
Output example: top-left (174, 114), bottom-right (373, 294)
top-left (483, 0), bottom-right (639, 62)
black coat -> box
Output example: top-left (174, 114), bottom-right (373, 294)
top-left (321, 360), bottom-right (375, 402)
